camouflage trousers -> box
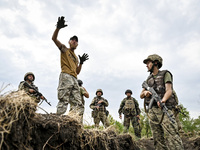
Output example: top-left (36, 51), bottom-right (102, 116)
top-left (57, 73), bottom-right (84, 116)
top-left (149, 106), bottom-right (184, 150)
top-left (123, 115), bottom-right (141, 138)
top-left (94, 111), bottom-right (110, 128)
top-left (172, 109), bottom-right (183, 131)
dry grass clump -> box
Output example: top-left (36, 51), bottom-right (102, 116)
top-left (0, 90), bottom-right (37, 149)
top-left (81, 125), bottom-right (140, 150)
top-left (81, 126), bottom-right (117, 150)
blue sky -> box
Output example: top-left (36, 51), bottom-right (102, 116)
top-left (0, 0), bottom-right (200, 124)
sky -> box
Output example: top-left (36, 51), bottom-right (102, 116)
top-left (0, 0), bottom-right (200, 124)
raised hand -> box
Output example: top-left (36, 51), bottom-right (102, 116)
top-left (78, 53), bottom-right (89, 64)
top-left (57, 16), bottom-right (68, 29)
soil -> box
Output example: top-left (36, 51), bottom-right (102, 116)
top-left (1, 113), bottom-right (140, 150)
top-left (137, 136), bottom-right (200, 150)
top-left (0, 91), bottom-right (199, 150)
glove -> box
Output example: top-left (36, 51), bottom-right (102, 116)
top-left (57, 16), bottom-right (68, 29)
top-left (78, 53), bottom-right (89, 64)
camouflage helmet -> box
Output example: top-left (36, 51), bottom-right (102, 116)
top-left (24, 72), bottom-right (35, 81)
top-left (125, 89), bottom-right (132, 95)
top-left (96, 89), bottom-right (103, 95)
top-left (77, 79), bottom-right (83, 86)
top-left (143, 54), bottom-right (163, 69)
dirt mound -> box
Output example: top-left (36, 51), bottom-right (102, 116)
top-left (136, 138), bottom-right (154, 150)
top-left (0, 91), bottom-right (199, 150)
top-left (182, 136), bottom-right (200, 150)
top-left (0, 91), bottom-right (139, 150)
top-left (136, 134), bottom-right (200, 150)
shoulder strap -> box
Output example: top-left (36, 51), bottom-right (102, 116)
top-left (20, 81), bottom-right (25, 85)
top-left (146, 73), bottom-right (153, 82)
top-left (160, 70), bottom-right (173, 85)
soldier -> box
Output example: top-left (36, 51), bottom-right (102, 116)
top-left (90, 89), bottom-right (110, 128)
top-left (18, 72), bottom-right (45, 103)
top-left (76, 79), bottom-right (89, 124)
top-left (140, 54), bottom-right (184, 150)
top-left (52, 16), bottom-right (89, 116)
top-left (118, 89), bottom-right (141, 138)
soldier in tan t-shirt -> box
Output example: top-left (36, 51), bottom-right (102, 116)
top-left (52, 16), bottom-right (89, 117)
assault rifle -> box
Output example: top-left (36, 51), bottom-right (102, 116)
top-left (142, 81), bottom-right (175, 124)
top-left (95, 103), bottom-right (102, 110)
top-left (96, 102), bottom-right (109, 116)
top-left (23, 81), bottom-right (51, 106)
top-left (175, 105), bottom-right (187, 117)
top-left (97, 103), bottom-right (102, 107)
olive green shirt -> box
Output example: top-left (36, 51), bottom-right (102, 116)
top-left (152, 72), bottom-right (172, 84)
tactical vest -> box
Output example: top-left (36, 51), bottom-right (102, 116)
top-left (123, 97), bottom-right (137, 115)
top-left (94, 97), bottom-right (106, 112)
top-left (173, 90), bottom-right (179, 104)
top-left (124, 99), bottom-right (135, 110)
top-left (145, 70), bottom-right (177, 108)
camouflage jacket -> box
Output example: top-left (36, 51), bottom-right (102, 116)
top-left (18, 81), bottom-right (40, 102)
top-left (118, 97), bottom-right (140, 116)
top-left (90, 96), bottom-right (108, 112)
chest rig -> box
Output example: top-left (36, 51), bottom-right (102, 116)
top-left (145, 70), bottom-right (176, 109)
top-left (123, 97), bottom-right (137, 115)
top-left (124, 98), bottom-right (135, 110)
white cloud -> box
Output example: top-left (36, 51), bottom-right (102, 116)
top-left (0, 0), bottom-right (200, 121)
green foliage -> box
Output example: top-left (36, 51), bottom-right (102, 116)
top-left (84, 106), bottom-right (200, 138)
top-left (127, 126), bottom-right (136, 136)
top-left (107, 114), bottom-right (124, 134)
top-left (179, 104), bottom-right (200, 134)
top-left (107, 114), bottom-right (115, 125)
top-left (84, 124), bottom-right (104, 130)
top-left (179, 104), bottom-right (190, 122)
top-left (140, 109), bottom-right (152, 137)
top-left (114, 120), bottom-right (124, 133)
top-left (193, 116), bottom-right (200, 131)
top-left (84, 124), bottom-right (95, 129)
top-left (139, 104), bottom-right (200, 136)
top-left (112, 115), bottom-right (146, 138)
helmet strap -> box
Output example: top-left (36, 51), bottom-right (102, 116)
top-left (149, 63), bottom-right (154, 73)
top-left (150, 61), bottom-right (159, 73)
top-left (26, 78), bottom-right (33, 83)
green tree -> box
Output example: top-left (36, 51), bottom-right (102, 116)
top-left (107, 114), bottom-right (137, 136)
top-left (140, 109), bottom-right (152, 137)
top-left (179, 104), bottom-right (200, 134)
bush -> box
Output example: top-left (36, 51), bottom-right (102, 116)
top-left (179, 104), bottom-right (200, 134)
